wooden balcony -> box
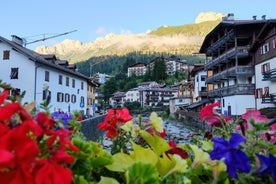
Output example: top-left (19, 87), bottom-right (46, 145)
top-left (206, 66), bottom-right (254, 84)
top-left (199, 91), bottom-right (208, 97)
top-left (262, 94), bottom-right (276, 104)
top-left (208, 84), bottom-right (255, 97)
top-left (205, 46), bottom-right (249, 70)
top-left (262, 68), bottom-right (276, 81)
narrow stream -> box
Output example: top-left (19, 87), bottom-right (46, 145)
top-left (99, 118), bottom-right (196, 150)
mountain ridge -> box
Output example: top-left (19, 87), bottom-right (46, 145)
top-left (35, 12), bottom-right (226, 63)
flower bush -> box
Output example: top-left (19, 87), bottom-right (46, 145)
top-left (0, 84), bottom-right (275, 184)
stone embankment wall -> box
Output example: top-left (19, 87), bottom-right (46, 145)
top-left (176, 110), bottom-right (212, 133)
top-left (80, 115), bottom-right (106, 141)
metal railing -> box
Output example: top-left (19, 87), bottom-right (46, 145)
top-left (205, 46), bottom-right (249, 70)
top-left (208, 84), bottom-right (255, 97)
top-left (206, 66), bottom-right (254, 84)
top-left (262, 93), bottom-right (276, 104)
top-left (262, 68), bottom-right (276, 81)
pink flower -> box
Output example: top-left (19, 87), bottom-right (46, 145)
top-left (241, 110), bottom-right (270, 130)
top-left (200, 101), bottom-right (220, 121)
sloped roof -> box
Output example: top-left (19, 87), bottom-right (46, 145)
top-left (187, 99), bottom-right (211, 109)
top-left (129, 62), bottom-right (147, 68)
top-left (199, 19), bottom-right (268, 53)
top-left (250, 20), bottom-right (276, 51)
top-left (0, 36), bottom-right (90, 80)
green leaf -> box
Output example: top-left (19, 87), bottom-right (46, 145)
top-left (73, 174), bottom-right (90, 184)
top-left (200, 140), bottom-right (213, 152)
top-left (157, 153), bottom-right (176, 176)
top-left (129, 141), bottom-right (158, 165)
top-left (125, 162), bottom-right (159, 184)
top-left (106, 142), bottom-right (158, 172)
top-left (189, 144), bottom-right (214, 168)
top-left (98, 176), bottom-right (120, 184)
top-left (157, 154), bottom-right (188, 177)
top-left (106, 152), bottom-right (134, 172)
top-left (140, 130), bottom-right (171, 156)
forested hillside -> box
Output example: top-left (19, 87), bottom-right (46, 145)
top-left (35, 12), bottom-right (223, 76)
top-left (76, 52), bottom-right (204, 76)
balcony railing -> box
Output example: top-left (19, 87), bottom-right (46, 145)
top-left (262, 68), bottom-right (276, 81)
top-left (205, 46), bottom-right (249, 70)
top-left (208, 84), bottom-right (255, 97)
top-left (199, 91), bottom-right (208, 97)
top-left (262, 94), bottom-right (276, 104)
top-left (206, 66), bottom-right (254, 84)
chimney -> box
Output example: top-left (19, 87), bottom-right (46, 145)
top-left (11, 35), bottom-right (24, 46)
top-left (262, 15), bottom-right (266, 20)
top-left (227, 13), bottom-right (234, 20)
top-left (253, 15), bottom-right (257, 20)
top-left (222, 13), bottom-right (234, 21)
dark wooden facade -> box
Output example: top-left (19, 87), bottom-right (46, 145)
top-left (199, 18), bottom-right (267, 98)
top-left (250, 20), bottom-right (276, 106)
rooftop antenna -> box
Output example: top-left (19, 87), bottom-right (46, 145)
top-left (24, 30), bottom-right (77, 46)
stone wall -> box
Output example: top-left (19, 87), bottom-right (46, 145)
top-left (80, 115), bottom-right (106, 141)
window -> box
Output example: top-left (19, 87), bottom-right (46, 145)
top-left (264, 87), bottom-right (269, 97)
top-left (43, 89), bottom-right (51, 103)
top-left (261, 43), bottom-right (269, 54)
top-left (10, 68), bottom-right (18, 79)
top-left (72, 79), bottom-right (75, 88)
top-left (66, 77), bottom-right (69, 86)
top-left (65, 93), bottom-right (70, 102)
top-left (255, 88), bottom-right (263, 99)
top-left (3, 50), bottom-right (10, 60)
top-left (80, 96), bottom-right (84, 103)
top-left (273, 39), bottom-right (276, 49)
top-left (81, 82), bottom-right (84, 90)
top-left (45, 71), bottom-right (49, 82)
top-left (57, 92), bottom-right (64, 102)
top-left (71, 94), bottom-right (76, 103)
top-left (261, 63), bottom-right (270, 74)
top-left (59, 75), bottom-right (62, 85)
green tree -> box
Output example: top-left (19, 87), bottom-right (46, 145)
top-left (143, 66), bottom-right (152, 82)
top-left (122, 57), bottom-right (136, 73)
top-left (152, 56), bottom-right (167, 82)
top-left (102, 77), bottom-right (117, 103)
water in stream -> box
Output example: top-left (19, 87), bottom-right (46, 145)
top-left (100, 118), bottom-right (196, 150)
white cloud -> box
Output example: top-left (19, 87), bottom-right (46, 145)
top-left (96, 27), bottom-right (106, 35)
top-left (120, 29), bottom-right (132, 35)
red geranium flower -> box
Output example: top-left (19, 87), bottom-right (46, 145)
top-left (34, 159), bottom-right (72, 184)
top-left (200, 101), bottom-right (220, 121)
top-left (166, 141), bottom-right (188, 159)
top-left (0, 90), bottom-right (9, 105)
top-left (98, 108), bottom-right (132, 138)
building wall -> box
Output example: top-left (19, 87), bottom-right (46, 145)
top-left (0, 42), bottom-right (36, 102)
top-left (255, 58), bottom-right (276, 109)
top-left (124, 90), bottom-right (140, 102)
top-left (0, 41), bottom-right (88, 114)
top-left (194, 70), bottom-right (207, 98)
top-left (35, 66), bottom-right (87, 114)
top-left (220, 95), bottom-right (255, 116)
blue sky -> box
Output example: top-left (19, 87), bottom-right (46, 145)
top-left (1, 0), bottom-right (275, 50)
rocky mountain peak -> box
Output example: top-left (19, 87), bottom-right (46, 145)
top-left (195, 12), bottom-right (226, 24)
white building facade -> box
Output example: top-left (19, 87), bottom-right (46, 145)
top-left (124, 88), bottom-right (140, 102)
top-left (0, 35), bottom-right (89, 114)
